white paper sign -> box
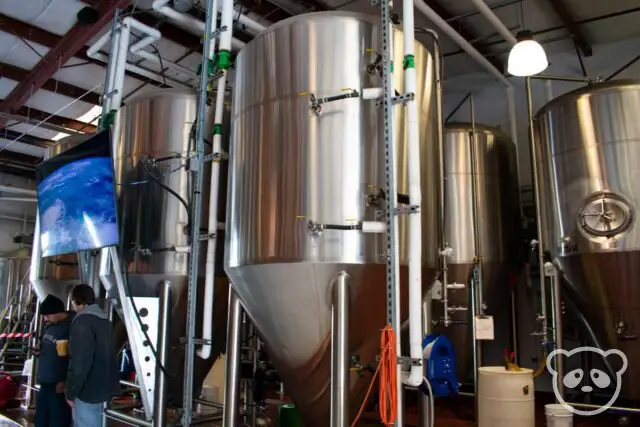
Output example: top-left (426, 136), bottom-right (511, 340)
top-left (22, 357), bottom-right (34, 377)
top-left (475, 315), bottom-right (495, 340)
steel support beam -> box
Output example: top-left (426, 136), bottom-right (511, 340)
top-left (1, 129), bottom-right (53, 148)
top-left (0, 1), bottom-right (132, 127)
top-left (0, 62), bottom-right (101, 106)
top-left (544, 0), bottom-right (592, 57)
top-left (424, 0), bottom-right (505, 71)
top-left (0, 103), bottom-right (97, 133)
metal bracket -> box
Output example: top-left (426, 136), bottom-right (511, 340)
top-left (210, 25), bottom-right (229, 40)
top-left (198, 233), bottom-right (216, 241)
top-left (394, 204), bottom-right (419, 215)
top-left (392, 92), bottom-right (415, 105)
top-left (204, 152), bottom-right (228, 163)
top-left (398, 356), bottom-right (422, 367)
top-left (179, 337), bottom-right (213, 345)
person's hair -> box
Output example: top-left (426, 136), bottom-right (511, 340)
top-left (71, 284), bottom-right (96, 306)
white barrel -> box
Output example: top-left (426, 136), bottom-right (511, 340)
top-left (545, 403), bottom-right (573, 427)
top-left (478, 366), bottom-right (535, 427)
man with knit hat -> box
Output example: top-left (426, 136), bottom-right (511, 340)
top-left (35, 294), bottom-right (74, 427)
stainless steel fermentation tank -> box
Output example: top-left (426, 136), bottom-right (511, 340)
top-left (112, 89), bottom-right (229, 404)
top-left (225, 12), bottom-right (439, 426)
top-left (433, 123), bottom-right (521, 379)
top-left (534, 79), bottom-right (640, 399)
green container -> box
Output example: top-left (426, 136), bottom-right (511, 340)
top-left (278, 403), bottom-right (303, 427)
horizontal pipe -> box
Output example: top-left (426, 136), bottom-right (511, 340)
top-left (567, 402), bottom-right (640, 414)
top-left (0, 185), bottom-right (36, 196)
top-left (0, 214), bottom-right (34, 223)
top-left (194, 398), bottom-right (224, 409)
top-left (120, 380), bottom-right (139, 388)
top-left (530, 75), bottom-right (594, 83)
top-left (0, 197), bottom-right (37, 203)
top-left (104, 409), bottom-right (152, 427)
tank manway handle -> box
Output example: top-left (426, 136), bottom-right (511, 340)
top-left (307, 220), bottom-right (386, 235)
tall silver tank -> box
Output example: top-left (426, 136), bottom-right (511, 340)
top-left (534, 79), bottom-right (640, 399)
top-left (114, 89), bottom-right (229, 404)
top-left (225, 12), bottom-right (438, 426)
top-left (433, 123), bottom-right (522, 379)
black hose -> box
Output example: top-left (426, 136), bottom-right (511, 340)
top-left (140, 159), bottom-right (192, 236)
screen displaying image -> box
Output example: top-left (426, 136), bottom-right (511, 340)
top-left (36, 130), bottom-right (119, 257)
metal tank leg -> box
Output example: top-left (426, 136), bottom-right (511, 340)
top-left (223, 289), bottom-right (242, 427)
top-left (331, 272), bottom-right (350, 427)
top-left (153, 281), bottom-right (172, 427)
top-left (550, 266), bottom-right (564, 399)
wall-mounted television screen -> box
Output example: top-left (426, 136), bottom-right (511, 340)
top-left (36, 130), bottom-right (119, 257)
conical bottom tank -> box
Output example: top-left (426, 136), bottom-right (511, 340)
top-left (225, 12), bottom-right (440, 426)
top-left (432, 124), bottom-right (522, 380)
top-left (534, 80), bottom-right (640, 399)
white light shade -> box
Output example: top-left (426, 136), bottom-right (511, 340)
top-left (507, 33), bottom-right (549, 77)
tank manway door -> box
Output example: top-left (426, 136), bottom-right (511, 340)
top-left (577, 192), bottom-right (634, 240)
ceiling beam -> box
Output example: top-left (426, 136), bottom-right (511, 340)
top-left (1, 129), bottom-right (54, 148)
top-left (0, 62), bottom-right (101, 106)
top-left (0, 12), bottom-right (165, 95)
top-left (0, 0), bottom-right (132, 127)
top-left (238, 0), bottom-right (292, 23)
top-left (424, 0), bottom-right (506, 72)
top-left (543, 0), bottom-right (592, 57)
top-left (1, 103), bottom-right (97, 134)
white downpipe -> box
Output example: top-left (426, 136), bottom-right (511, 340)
top-left (469, 0), bottom-right (518, 45)
top-left (111, 20), bottom-right (131, 109)
top-left (197, 0), bottom-right (220, 361)
top-left (403, 0), bottom-right (423, 388)
top-left (151, 0), bottom-right (246, 50)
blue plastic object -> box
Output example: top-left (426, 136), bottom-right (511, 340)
top-left (421, 334), bottom-right (459, 397)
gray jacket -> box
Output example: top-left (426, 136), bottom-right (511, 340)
top-left (66, 304), bottom-right (120, 403)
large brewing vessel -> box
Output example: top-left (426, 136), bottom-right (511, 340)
top-left (434, 123), bottom-right (521, 379)
top-left (113, 89), bottom-right (228, 404)
top-left (225, 12), bottom-right (438, 426)
top-left (534, 79), bottom-right (640, 398)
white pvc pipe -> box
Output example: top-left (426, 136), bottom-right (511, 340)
top-left (469, 0), bottom-right (518, 45)
top-left (197, 0), bottom-right (221, 361)
top-left (151, 0), bottom-right (246, 50)
top-left (111, 20), bottom-right (131, 108)
top-left (403, 0), bottom-right (424, 388)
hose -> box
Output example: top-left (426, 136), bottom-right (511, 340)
top-left (422, 377), bottom-right (435, 427)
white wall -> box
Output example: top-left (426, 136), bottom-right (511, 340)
top-left (443, 35), bottom-right (640, 187)
top-left (0, 173), bottom-right (36, 254)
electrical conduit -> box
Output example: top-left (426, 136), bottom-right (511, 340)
top-left (198, 0), bottom-right (235, 359)
top-left (151, 0), bottom-right (267, 51)
top-left (197, 0), bottom-right (221, 360)
top-left (403, 0), bottom-right (424, 388)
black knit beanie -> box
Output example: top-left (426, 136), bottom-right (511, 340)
top-left (39, 295), bottom-right (65, 316)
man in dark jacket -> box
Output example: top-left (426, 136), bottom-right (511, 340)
top-left (66, 284), bottom-right (119, 427)
top-left (35, 294), bottom-right (74, 427)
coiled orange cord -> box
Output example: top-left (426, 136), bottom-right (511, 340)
top-left (350, 325), bottom-right (398, 427)
top-left (379, 325), bottom-right (398, 426)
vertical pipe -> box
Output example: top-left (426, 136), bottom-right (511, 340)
top-left (510, 287), bottom-right (519, 364)
top-left (22, 302), bottom-right (40, 409)
top-left (183, 0), bottom-right (216, 421)
top-left (469, 95), bottom-right (483, 421)
top-left (331, 272), bottom-right (350, 427)
top-left (525, 77), bottom-right (548, 346)
top-left (222, 290), bottom-right (242, 427)
top-left (153, 281), bottom-right (171, 427)
top-left (552, 265), bottom-right (564, 399)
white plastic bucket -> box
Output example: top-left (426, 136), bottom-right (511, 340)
top-left (545, 403), bottom-right (573, 427)
top-left (478, 366), bottom-right (535, 427)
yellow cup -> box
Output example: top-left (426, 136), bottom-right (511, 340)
top-left (56, 339), bottom-right (69, 357)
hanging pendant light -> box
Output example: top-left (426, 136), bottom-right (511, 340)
top-left (507, 30), bottom-right (549, 77)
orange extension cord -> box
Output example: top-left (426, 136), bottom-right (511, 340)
top-left (351, 325), bottom-right (398, 427)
